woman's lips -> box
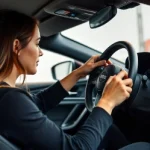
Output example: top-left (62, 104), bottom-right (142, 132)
top-left (36, 61), bottom-right (39, 66)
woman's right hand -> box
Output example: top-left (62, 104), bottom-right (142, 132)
top-left (97, 70), bottom-right (133, 115)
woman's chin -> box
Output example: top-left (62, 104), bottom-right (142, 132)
top-left (27, 69), bottom-right (37, 75)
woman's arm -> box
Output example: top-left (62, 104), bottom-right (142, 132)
top-left (0, 70), bottom-right (132, 150)
top-left (0, 90), bottom-right (113, 150)
top-left (31, 81), bottom-right (69, 113)
top-left (60, 55), bottom-right (107, 92)
top-left (33, 55), bottom-right (108, 112)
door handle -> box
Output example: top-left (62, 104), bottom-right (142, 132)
top-left (61, 105), bottom-right (87, 130)
top-left (68, 91), bottom-right (78, 96)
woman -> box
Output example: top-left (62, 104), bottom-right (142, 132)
top-left (0, 10), bottom-right (133, 149)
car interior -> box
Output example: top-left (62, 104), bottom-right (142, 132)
top-left (1, 0), bottom-right (150, 149)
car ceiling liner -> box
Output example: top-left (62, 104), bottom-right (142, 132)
top-left (39, 0), bottom-right (140, 36)
top-left (43, 0), bottom-right (139, 23)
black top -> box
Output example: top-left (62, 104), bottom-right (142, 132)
top-left (0, 81), bottom-right (113, 150)
top-left (0, 81), bottom-right (150, 150)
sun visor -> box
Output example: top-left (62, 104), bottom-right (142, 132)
top-left (43, 0), bottom-right (96, 22)
top-left (43, 0), bottom-right (139, 22)
top-left (125, 52), bottom-right (150, 75)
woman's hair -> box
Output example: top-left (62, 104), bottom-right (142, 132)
top-left (0, 9), bottom-right (39, 85)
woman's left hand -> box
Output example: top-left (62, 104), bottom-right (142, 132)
top-left (75, 55), bottom-right (111, 79)
top-left (61, 55), bottom-right (111, 92)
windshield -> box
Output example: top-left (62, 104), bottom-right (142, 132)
top-left (62, 4), bottom-right (150, 63)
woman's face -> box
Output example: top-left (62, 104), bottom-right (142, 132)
top-left (18, 25), bottom-right (43, 75)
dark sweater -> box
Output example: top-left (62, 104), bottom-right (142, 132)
top-left (0, 81), bottom-right (113, 150)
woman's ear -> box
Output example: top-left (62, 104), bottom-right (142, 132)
top-left (13, 39), bottom-right (21, 55)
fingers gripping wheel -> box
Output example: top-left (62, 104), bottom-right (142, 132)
top-left (85, 41), bottom-right (138, 112)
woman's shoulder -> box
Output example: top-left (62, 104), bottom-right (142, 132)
top-left (0, 87), bottom-right (41, 121)
top-left (0, 87), bottom-right (32, 101)
top-left (0, 87), bottom-right (38, 112)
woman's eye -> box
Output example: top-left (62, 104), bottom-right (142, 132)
top-left (36, 43), bottom-right (39, 47)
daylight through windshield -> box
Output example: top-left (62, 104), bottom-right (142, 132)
top-left (62, 4), bottom-right (150, 63)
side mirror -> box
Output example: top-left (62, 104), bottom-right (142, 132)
top-left (89, 6), bottom-right (117, 29)
top-left (51, 61), bottom-right (75, 80)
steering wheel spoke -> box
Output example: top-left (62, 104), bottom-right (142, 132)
top-left (94, 93), bottom-right (102, 106)
top-left (88, 77), bottom-right (97, 86)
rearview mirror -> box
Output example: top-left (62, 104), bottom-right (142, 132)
top-left (89, 6), bottom-right (117, 29)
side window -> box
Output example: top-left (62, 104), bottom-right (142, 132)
top-left (16, 49), bottom-right (73, 83)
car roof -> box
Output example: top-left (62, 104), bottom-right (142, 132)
top-left (0, 0), bottom-right (145, 36)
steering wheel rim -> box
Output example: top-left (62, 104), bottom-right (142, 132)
top-left (85, 41), bottom-right (138, 112)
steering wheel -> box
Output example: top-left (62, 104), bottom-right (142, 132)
top-left (85, 41), bottom-right (138, 112)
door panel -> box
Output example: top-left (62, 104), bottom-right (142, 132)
top-left (47, 104), bottom-right (75, 127)
top-left (27, 79), bottom-right (88, 134)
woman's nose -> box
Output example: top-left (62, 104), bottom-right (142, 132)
top-left (39, 48), bottom-right (43, 56)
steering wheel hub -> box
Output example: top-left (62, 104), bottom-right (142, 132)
top-left (96, 65), bottom-right (121, 92)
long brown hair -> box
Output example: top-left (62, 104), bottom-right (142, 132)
top-left (0, 10), bottom-right (38, 85)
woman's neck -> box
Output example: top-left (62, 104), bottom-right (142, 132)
top-left (1, 64), bottom-right (19, 87)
